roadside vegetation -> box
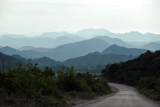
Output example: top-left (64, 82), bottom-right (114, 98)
top-left (0, 62), bottom-right (111, 107)
top-left (102, 50), bottom-right (160, 101)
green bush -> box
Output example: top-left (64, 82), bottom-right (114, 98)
top-left (0, 64), bottom-right (111, 106)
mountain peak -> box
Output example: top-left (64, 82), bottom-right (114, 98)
top-left (19, 46), bottom-right (34, 51)
top-left (107, 44), bottom-right (124, 49)
top-left (109, 44), bottom-right (119, 47)
top-left (1, 46), bottom-right (19, 51)
top-left (127, 31), bottom-right (142, 35)
top-left (41, 32), bottom-right (70, 38)
top-left (75, 28), bottom-right (112, 38)
top-left (78, 28), bottom-right (111, 32)
top-left (102, 45), bottom-right (147, 56)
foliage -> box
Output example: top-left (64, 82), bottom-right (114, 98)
top-left (0, 63), bottom-right (111, 106)
top-left (102, 50), bottom-right (160, 100)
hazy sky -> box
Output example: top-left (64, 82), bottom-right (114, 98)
top-left (0, 0), bottom-right (159, 35)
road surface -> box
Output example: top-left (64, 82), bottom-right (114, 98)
top-left (74, 83), bottom-right (160, 107)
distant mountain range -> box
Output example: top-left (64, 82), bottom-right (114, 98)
top-left (0, 46), bottom-right (44, 59)
top-left (41, 31), bottom-right (69, 38)
top-left (0, 33), bottom-right (84, 48)
top-left (0, 44), bottom-right (147, 73)
top-left (1, 28), bottom-right (159, 73)
top-left (142, 42), bottom-right (160, 51)
top-left (1, 37), bottom-right (110, 61)
top-left (0, 49), bottom-right (134, 73)
top-left (95, 36), bottom-right (131, 48)
top-left (75, 28), bottom-right (113, 38)
top-left (43, 38), bottom-right (110, 61)
top-left (1, 28), bottom-right (160, 49)
top-left (19, 46), bottom-right (35, 51)
top-left (75, 29), bottom-right (160, 43)
top-left (0, 41), bottom-right (148, 61)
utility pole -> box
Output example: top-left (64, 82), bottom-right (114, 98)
top-left (2, 57), bottom-right (4, 72)
top-left (0, 55), bottom-right (5, 72)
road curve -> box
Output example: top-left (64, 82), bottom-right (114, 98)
top-left (74, 83), bottom-right (160, 107)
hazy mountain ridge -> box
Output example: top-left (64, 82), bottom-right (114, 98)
top-left (0, 43), bottom-right (149, 73)
top-left (0, 46), bottom-right (44, 59)
top-left (32, 57), bottom-right (61, 67)
top-left (1, 28), bottom-right (160, 49)
top-left (75, 28), bottom-right (113, 38)
top-left (43, 38), bottom-right (110, 61)
top-left (0, 28), bottom-right (160, 62)
top-left (19, 46), bottom-right (35, 51)
top-left (113, 31), bottom-right (160, 43)
top-left (143, 42), bottom-right (160, 51)
top-left (0, 41), bottom-right (151, 61)
top-left (95, 36), bottom-right (131, 48)
top-left (0, 49), bottom-right (134, 73)
top-left (41, 31), bottom-right (70, 38)
top-left (75, 29), bottom-right (160, 43)
top-left (102, 44), bottom-right (147, 56)
top-left (0, 33), bottom-right (84, 48)
top-left (64, 52), bottom-right (134, 67)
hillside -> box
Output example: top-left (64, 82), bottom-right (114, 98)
top-left (95, 36), bottom-right (131, 48)
top-left (32, 57), bottom-right (61, 67)
top-left (102, 50), bottom-right (160, 100)
top-left (143, 42), bottom-right (160, 51)
top-left (44, 38), bottom-right (110, 61)
top-left (0, 46), bottom-right (20, 55)
top-left (0, 46), bottom-right (44, 59)
top-left (0, 52), bottom-right (22, 71)
top-left (0, 33), bottom-right (83, 48)
top-left (11, 54), bottom-right (27, 63)
top-left (102, 44), bottom-right (147, 56)
top-left (19, 46), bottom-right (35, 51)
top-left (64, 52), bottom-right (134, 73)
top-left (64, 52), bottom-right (134, 67)
top-left (11, 54), bottom-right (62, 71)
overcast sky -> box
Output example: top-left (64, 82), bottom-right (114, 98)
top-left (0, 0), bottom-right (159, 35)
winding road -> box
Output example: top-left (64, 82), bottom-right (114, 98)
top-left (74, 83), bottom-right (160, 107)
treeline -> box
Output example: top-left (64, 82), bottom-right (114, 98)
top-left (102, 50), bottom-right (160, 100)
top-left (0, 62), bottom-right (111, 107)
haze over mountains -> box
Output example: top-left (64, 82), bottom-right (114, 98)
top-left (43, 38), bottom-right (110, 61)
top-left (0, 46), bottom-right (44, 59)
top-left (1, 29), bottom-right (160, 50)
top-left (0, 28), bottom-right (160, 60)
top-left (0, 38), bottom-right (147, 61)
top-left (0, 44), bottom-right (147, 73)
top-left (0, 33), bottom-right (84, 48)
top-left (143, 42), bottom-right (160, 51)
top-left (0, 28), bottom-right (160, 73)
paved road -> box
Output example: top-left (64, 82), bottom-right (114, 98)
top-left (74, 83), bottom-right (160, 107)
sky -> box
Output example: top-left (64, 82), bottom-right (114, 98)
top-left (0, 0), bottom-right (159, 35)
